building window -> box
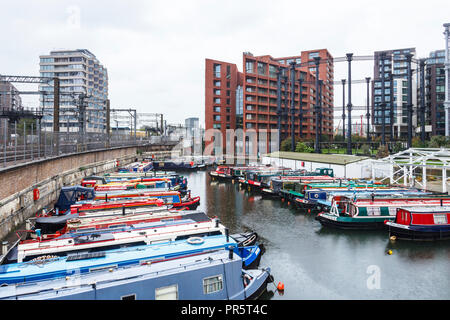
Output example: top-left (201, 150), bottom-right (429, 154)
top-left (226, 107), bottom-right (231, 113)
top-left (214, 106), bottom-right (221, 113)
top-left (246, 60), bottom-right (255, 73)
top-left (214, 115), bottom-right (221, 121)
top-left (308, 52), bottom-right (319, 59)
top-left (269, 65), bottom-right (277, 78)
top-left (214, 89), bottom-right (221, 95)
top-left (121, 294), bottom-right (136, 300)
top-left (213, 123), bottom-right (221, 129)
top-left (155, 285), bottom-right (178, 300)
top-left (226, 90), bottom-right (230, 97)
top-left (257, 62), bottom-right (267, 75)
top-left (214, 98), bottom-right (221, 104)
top-left (213, 64), bottom-right (221, 78)
top-left (203, 275), bottom-right (223, 294)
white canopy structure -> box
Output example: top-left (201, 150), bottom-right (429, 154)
top-left (382, 148), bottom-right (450, 193)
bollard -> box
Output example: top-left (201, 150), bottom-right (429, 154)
top-left (225, 228), bottom-right (229, 242)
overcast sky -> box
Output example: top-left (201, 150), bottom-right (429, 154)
top-left (1, 0), bottom-right (449, 128)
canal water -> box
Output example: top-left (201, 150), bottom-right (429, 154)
top-left (185, 170), bottom-right (450, 300)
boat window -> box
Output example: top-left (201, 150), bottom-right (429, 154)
top-left (203, 275), bottom-right (223, 294)
top-left (155, 284), bottom-right (178, 300)
top-left (366, 206), bottom-right (381, 216)
top-left (121, 294), bottom-right (136, 300)
top-left (76, 228), bottom-right (96, 233)
top-left (433, 214), bottom-right (447, 225)
top-left (388, 207), bottom-right (397, 216)
top-left (109, 224), bottom-right (126, 229)
top-left (89, 264), bottom-right (118, 273)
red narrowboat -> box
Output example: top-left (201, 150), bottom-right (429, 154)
top-left (385, 206), bottom-right (450, 241)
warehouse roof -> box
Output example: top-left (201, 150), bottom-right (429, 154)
top-left (264, 151), bottom-right (369, 165)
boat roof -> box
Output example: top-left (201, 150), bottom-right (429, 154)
top-left (398, 206), bottom-right (450, 213)
top-left (0, 235), bottom-right (236, 284)
top-left (352, 198), bottom-right (450, 207)
top-left (0, 249), bottom-right (237, 299)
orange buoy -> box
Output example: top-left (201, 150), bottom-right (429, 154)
top-left (277, 282), bottom-right (285, 291)
top-left (287, 201), bottom-right (291, 205)
top-left (281, 198), bottom-right (285, 202)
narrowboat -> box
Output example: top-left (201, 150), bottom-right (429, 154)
top-left (35, 190), bottom-right (201, 234)
top-left (294, 187), bottom-right (434, 214)
top-left (385, 206), bottom-right (450, 241)
top-left (316, 195), bottom-right (450, 230)
top-left (209, 165), bottom-right (232, 181)
top-left (100, 173), bottom-right (188, 192)
top-left (152, 158), bottom-right (198, 171)
top-left (0, 234), bottom-right (263, 285)
top-left (238, 168), bottom-right (296, 192)
top-left (279, 180), bottom-right (389, 203)
top-left (83, 179), bottom-right (172, 191)
top-left (261, 175), bottom-right (339, 198)
top-left (0, 248), bottom-right (272, 300)
top-left (8, 213), bottom-right (261, 266)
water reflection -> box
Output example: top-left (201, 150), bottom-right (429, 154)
top-left (183, 170), bottom-right (450, 300)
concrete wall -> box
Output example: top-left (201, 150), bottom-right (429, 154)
top-left (0, 146), bottom-right (138, 241)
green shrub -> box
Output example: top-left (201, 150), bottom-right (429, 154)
top-left (376, 145), bottom-right (389, 159)
top-left (295, 142), bottom-right (314, 153)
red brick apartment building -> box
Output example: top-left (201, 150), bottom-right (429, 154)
top-left (205, 49), bottom-right (334, 155)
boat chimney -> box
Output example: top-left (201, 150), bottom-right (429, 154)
top-left (105, 193), bottom-right (108, 202)
top-left (122, 205), bottom-right (126, 215)
top-left (2, 241), bottom-right (8, 256)
top-left (215, 218), bottom-right (220, 228)
top-left (25, 219), bottom-right (31, 230)
top-left (225, 228), bottom-right (229, 242)
top-left (371, 193), bottom-right (375, 202)
top-left (228, 246), bottom-right (234, 260)
top-left (441, 199), bottom-right (443, 206)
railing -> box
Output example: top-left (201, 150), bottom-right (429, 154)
top-left (0, 126), bottom-right (181, 169)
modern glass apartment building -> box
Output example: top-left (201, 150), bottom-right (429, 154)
top-left (39, 49), bottom-right (108, 132)
top-left (425, 50), bottom-right (446, 136)
top-left (372, 48), bottom-right (417, 139)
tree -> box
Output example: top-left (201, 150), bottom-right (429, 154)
top-left (295, 141), bottom-right (314, 153)
top-left (280, 136), bottom-right (301, 151)
top-left (428, 135), bottom-right (450, 148)
top-left (412, 137), bottom-right (427, 148)
top-left (360, 144), bottom-right (371, 156)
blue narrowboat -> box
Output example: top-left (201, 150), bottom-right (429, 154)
top-left (0, 248), bottom-right (272, 300)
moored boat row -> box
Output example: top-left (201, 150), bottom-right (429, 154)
top-left (208, 164), bottom-right (450, 242)
top-left (0, 161), bottom-right (272, 300)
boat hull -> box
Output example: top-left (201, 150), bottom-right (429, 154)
top-left (386, 222), bottom-right (450, 241)
top-left (315, 213), bottom-right (393, 230)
